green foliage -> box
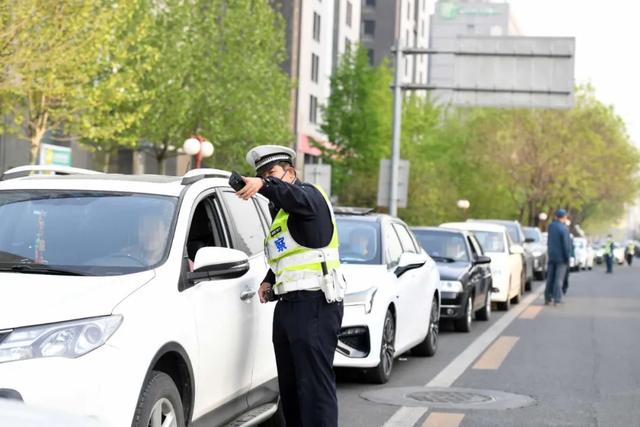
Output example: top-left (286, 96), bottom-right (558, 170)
top-left (319, 45), bottom-right (392, 206)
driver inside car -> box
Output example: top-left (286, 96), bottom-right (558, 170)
top-left (122, 212), bottom-right (170, 266)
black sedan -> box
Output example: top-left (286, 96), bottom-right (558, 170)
top-left (412, 227), bottom-right (494, 332)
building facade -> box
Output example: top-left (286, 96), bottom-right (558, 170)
top-left (278, 0), bottom-right (361, 172)
top-left (361, 0), bottom-right (434, 86)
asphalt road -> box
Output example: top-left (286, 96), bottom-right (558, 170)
top-left (336, 261), bottom-right (640, 427)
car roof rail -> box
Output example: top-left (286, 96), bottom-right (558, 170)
top-left (181, 168), bottom-right (231, 185)
top-left (0, 165), bottom-right (103, 181)
top-left (333, 206), bottom-right (375, 215)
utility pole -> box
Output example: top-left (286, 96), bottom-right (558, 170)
top-left (389, 38), bottom-right (403, 217)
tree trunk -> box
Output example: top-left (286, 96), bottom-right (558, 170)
top-left (29, 129), bottom-right (46, 165)
top-left (103, 150), bottom-right (111, 173)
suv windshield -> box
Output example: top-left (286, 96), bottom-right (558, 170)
top-left (413, 230), bottom-right (469, 262)
top-left (0, 190), bottom-right (177, 276)
top-left (336, 218), bottom-right (382, 265)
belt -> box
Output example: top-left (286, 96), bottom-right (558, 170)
top-left (279, 290), bottom-right (323, 302)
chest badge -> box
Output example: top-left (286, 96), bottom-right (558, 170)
top-left (270, 226), bottom-right (282, 237)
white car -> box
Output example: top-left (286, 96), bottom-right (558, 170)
top-left (333, 210), bottom-right (441, 383)
top-left (573, 237), bottom-right (593, 270)
top-left (613, 243), bottom-right (625, 265)
top-left (441, 222), bottom-right (524, 311)
top-left (0, 399), bottom-right (104, 427)
top-left (0, 166), bottom-right (282, 427)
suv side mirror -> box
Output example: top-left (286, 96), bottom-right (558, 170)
top-left (394, 252), bottom-right (427, 277)
top-left (474, 255), bottom-right (491, 265)
top-left (510, 244), bottom-right (524, 255)
top-left (188, 247), bottom-right (250, 283)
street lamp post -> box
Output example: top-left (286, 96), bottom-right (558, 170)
top-left (457, 199), bottom-right (470, 220)
top-left (538, 212), bottom-right (549, 231)
top-left (183, 135), bottom-right (214, 169)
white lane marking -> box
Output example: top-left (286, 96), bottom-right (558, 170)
top-left (382, 285), bottom-right (544, 427)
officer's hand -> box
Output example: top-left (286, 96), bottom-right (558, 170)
top-left (236, 177), bottom-right (264, 200)
top-left (258, 282), bottom-right (272, 304)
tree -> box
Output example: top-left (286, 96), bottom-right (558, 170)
top-left (136, 0), bottom-right (291, 173)
top-left (320, 45), bottom-right (392, 206)
top-left (0, 1), bottom-right (122, 163)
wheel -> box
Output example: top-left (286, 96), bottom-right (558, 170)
top-left (454, 294), bottom-right (473, 332)
top-left (413, 295), bottom-right (439, 357)
top-left (475, 289), bottom-right (491, 321)
top-left (365, 309), bottom-right (395, 384)
top-left (132, 371), bottom-right (185, 427)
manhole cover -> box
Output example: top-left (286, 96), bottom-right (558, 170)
top-left (361, 387), bottom-right (535, 410)
top-left (406, 390), bottom-right (494, 404)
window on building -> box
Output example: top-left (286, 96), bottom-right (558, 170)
top-left (345, 38), bottom-right (351, 53)
top-left (313, 12), bottom-right (321, 41)
top-left (311, 53), bottom-right (319, 83)
top-left (367, 48), bottom-right (374, 65)
top-left (309, 95), bottom-right (318, 124)
top-left (404, 57), bottom-right (409, 76)
top-left (366, 0), bottom-right (376, 6)
top-left (346, 1), bottom-right (352, 28)
top-left (407, 2), bottom-right (412, 20)
top-left (364, 19), bottom-right (375, 37)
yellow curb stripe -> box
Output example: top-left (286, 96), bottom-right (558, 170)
top-left (421, 412), bottom-right (465, 427)
top-left (472, 336), bottom-right (520, 370)
top-left (519, 305), bottom-right (544, 319)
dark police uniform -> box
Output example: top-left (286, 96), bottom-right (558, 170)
top-left (249, 146), bottom-right (344, 427)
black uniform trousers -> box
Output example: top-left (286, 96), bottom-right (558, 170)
top-left (272, 290), bottom-right (344, 427)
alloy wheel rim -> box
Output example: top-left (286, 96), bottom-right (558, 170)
top-left (381, 314), bottom-right (395, 376)
top-left (148, 398), bottom-right (177, 427)
top-left (430, 299), bottom-right (439, 347)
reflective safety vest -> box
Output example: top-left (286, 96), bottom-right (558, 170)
top-left (265, 185), bottom-right (340, 295)
top-left (604, 240), bottom-right (614, 256)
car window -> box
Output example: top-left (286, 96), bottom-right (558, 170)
top-left (254, 196), bottom-right (273, 232)
top-left (471, 230), bottom-right (506, 253)
top-left (336, 219), bottom-right (382, 265)
top-left (393, 223), bottom-right (418, 253)
top-left (220, 191), bottom-right (266, 256)
top-left (186, 196), bottom-right (225, 262)
top-left (384, 224), bottom-right (404, 266)
top-left (0, 190), bottom-right (177, 275)
top-left (413, 229), bottom-right (469, 262)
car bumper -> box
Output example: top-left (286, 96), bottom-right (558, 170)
top-left (0, 343), bottom-right (143, 427)
top-left (532, 256), bottom-right (546, 272)
top-left (333, 305), bottom-right (381, 369)
top-left (440, 291), bottom-right (467, 319)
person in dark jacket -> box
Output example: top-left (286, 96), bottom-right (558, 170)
top-left (545, 209), bottom-right (571, 305)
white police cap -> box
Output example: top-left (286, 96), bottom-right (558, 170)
top-left (246, 145), bottom-right (296, 174)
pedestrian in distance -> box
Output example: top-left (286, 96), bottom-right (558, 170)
top-left (562, 217), bottom-right (573, 296)
top-left (545, 209), bottom-right (571, 306)
top-left (234, 145), bottom-right (346, 427)
top-left (625, 241), bottom-right (635, 266)
top-left (604, 235), bottom-right (615, 274)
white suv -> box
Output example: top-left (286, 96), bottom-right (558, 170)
top-left (0, 166), bottom-right (281, 427)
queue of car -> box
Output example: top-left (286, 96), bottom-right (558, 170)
top-left (0, 165), bottom-right (586, 426)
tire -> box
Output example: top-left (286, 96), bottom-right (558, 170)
top-left (413, 295), bottom-right (439, 357)
top-left (454, 294), bottom-right (473, 332)
top-left (365, 309), bottom-right (395, 384)
top-left (132, 371), bottom-right (185, 427)
top-left (475, 289), bottom-right (491, 321)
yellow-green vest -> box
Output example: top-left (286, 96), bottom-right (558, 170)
top-left (264, 185), bottom-right (340, 295)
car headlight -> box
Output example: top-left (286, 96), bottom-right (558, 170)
top-left (441, 280), bottom-right (463, 293)
top-left (344, 288), bottom-right (377, 314)
top-left (0, 316), bottom-right (122, 364)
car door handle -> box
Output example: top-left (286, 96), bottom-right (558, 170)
top-left (240, 290), bottom-right (256, 302)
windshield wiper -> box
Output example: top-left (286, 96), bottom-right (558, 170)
top-left (431, 255), bottom-right (457, 263)
top-left (0, 264), bottom-right (86, 276)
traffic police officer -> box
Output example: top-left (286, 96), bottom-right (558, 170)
top-left (236, 145), bottom-right (345, 427)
